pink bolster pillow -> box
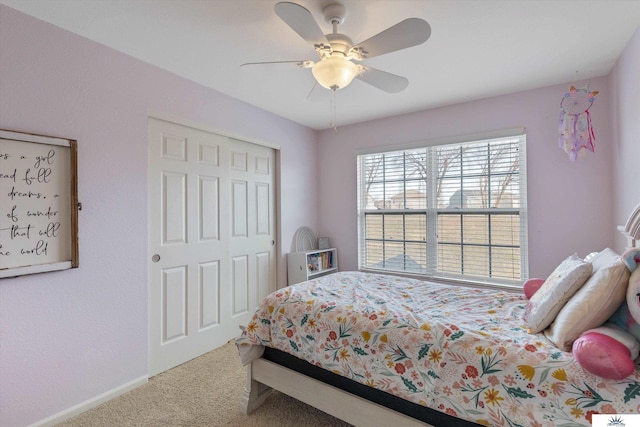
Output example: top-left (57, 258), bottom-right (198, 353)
top-left (572, 332), bottom-right (635, 380)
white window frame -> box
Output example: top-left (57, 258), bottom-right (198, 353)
top-left (356, 129), bottom-right (528, 287)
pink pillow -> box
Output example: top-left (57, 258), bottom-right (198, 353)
top-left (523, 278), bottom-right (545, 299)
top-left (573, 332), bottom-right (634, 380)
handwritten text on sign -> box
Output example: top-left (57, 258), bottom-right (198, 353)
top-left (0, 138), bottom-right (71, 270)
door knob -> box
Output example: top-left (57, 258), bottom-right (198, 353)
top-left (152, 254), bottom-right (161, 262)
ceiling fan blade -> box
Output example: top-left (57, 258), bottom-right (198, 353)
top-left (356, 66), bottom-right (409, 93)
top-left (240, 60), bottom-right (314, 69)
top-left (275, 2), bottom-right (330, 48)
top-left (351, 18), bottom-right (431, 59)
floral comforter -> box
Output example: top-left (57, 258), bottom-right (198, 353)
top-left (236, 272), bottom-right (640, 426)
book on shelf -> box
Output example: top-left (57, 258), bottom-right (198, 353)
top-left (306, 251), bottom-right (333, 272)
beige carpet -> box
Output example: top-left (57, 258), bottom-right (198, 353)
top-left (57, 340), bottom-right (352, 426)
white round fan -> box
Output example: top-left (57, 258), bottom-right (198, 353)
top-left (242, 2), bottom-right (431, 94)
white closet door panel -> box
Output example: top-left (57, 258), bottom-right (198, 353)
top-left (228, 139), bottom-right (276, 331)
top-left (255, 182), bottom-right (270, 236)
top-left (199, 261), bottom-right (220, 329)
top-left (232, 255), bottom-right (249, 315)
top-left (199, 176), bottom-right (219, 241)
top-left (255, 155), bottom-right (269, 175)
top-left (163, 172), bottom-right (187, 244)
top-left (231, 180), bottom-right (248, 238)
top-left (198, 140), bottom-right (219, 166)
top-left (256, 251), bottom-right (271, 303)
top-left (231, 151), bottom-right (247, 171)
top-left (162, 134), bottom-right (187, 161)
top-left (162, 266), bottom-right (187, 343)
top-left (149, 118), bottom-right (232, 376)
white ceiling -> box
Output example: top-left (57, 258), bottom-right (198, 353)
top-left (2, 0), bottom-right (639, 130)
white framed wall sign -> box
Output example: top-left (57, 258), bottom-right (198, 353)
top-left (0, 129), bottom-right (79, 278)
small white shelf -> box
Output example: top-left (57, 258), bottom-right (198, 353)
top-left (287, 248), bottom-right (338, 285)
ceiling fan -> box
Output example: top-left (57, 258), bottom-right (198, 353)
top-left (242, 1), bottom-right (431, 94)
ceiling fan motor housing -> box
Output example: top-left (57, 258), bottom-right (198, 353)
top-left (325, 33), bottom-right (353, 57)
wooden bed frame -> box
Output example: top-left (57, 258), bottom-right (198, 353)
top-left (241, 356), bottom-right (429, 427)
top-left (239, 342), bottom-right (478, 427)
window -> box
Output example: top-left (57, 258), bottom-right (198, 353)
top-left (357, 132), bottom-right (527, 285)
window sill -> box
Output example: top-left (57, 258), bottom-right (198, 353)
top-left (358, 268), bottom-right (524, 294)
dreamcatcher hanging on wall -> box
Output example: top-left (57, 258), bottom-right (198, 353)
top-left (558, 85), bottom-right (599, 161)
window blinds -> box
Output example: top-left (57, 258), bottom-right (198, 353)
top-left (357, 133), bottom-right (528, 285)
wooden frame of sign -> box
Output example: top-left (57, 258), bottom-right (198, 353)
top-left (0, 129), bottom-right (79, 278)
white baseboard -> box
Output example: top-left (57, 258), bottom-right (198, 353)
top-left (30, 375), bottom-right (148, 427)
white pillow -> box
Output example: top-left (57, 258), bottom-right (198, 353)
top-left (545, 248), bottom-right (630, 351)
top-left (523, 254), bottom-right (592, 333)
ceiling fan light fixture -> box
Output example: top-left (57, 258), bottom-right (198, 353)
top-left (311, 55), bottom-right (358, 90)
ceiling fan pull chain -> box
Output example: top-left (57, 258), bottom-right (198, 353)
top-left (330, 89), bottom-right (338, 131)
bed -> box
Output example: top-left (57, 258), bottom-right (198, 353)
top-left (236, 271), bottom-right (640, 426)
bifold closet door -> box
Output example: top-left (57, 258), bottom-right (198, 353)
top-left (148, 118), bottom-right (276, 376)
top-left (228, 138), bottom-right (276, 333)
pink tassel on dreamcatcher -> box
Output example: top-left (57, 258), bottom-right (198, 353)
top-left (558, 85), bottom-right (599, 162)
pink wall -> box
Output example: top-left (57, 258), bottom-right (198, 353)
top-left (316, 77), bottom-right (615, 279)
top-left (0, 6), bottom-right (318, 426)
top-left (611, 26), bottom-right (640, 249)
